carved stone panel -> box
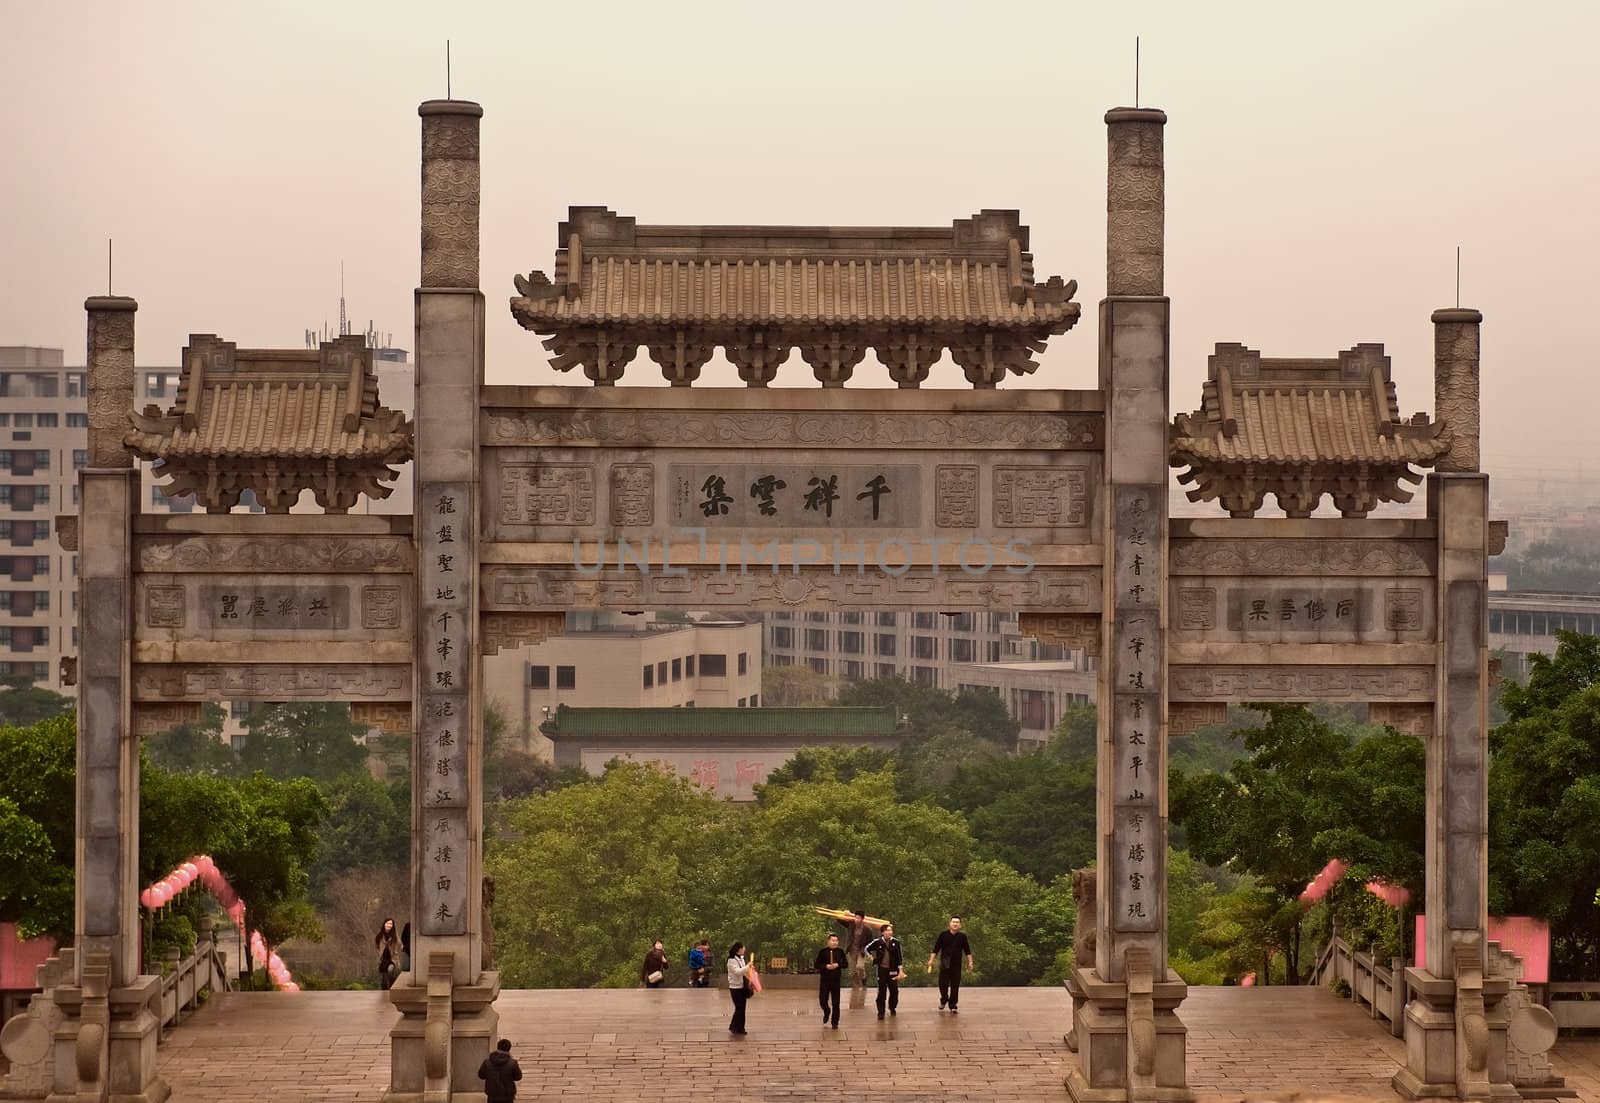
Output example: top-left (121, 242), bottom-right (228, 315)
top-left (351, 701), bottom-right (413, 734)
top-left (993, 466), bottom-right (1089, 528)
top-left (131, 702), bottom-right (203, 738)
top-left (197, 585), bottom-right (350, 630)
top-left (609, 464), bottom-right (654, 525)
top-left (144, 587), bottom-right (186, 628)
top-left (1169, 702), bottom-right (1227, 736)
top-left (1169, 538), bottom-right (1434, 576)
top-left (498, 463), bottom-right (596, 526)
top-left (132, 663), bottom-right (411, 701)
top-left (668, 464), bottom-right (921, 529)
top-left (135, 534), bottom-right (414, 574)
top-left (934, 466), bottom-right (979, 528)
top-left (1369, 702), bottom-right (1433, 736)
top-left (1017, 612), bottom-right (1102, 656)
top-left (1169, 665), bottom-right (1434, 702)
top-left (1170, 579), bottom-right (1434, 643)
top-left (362, 586), bottom-right (403, 629)
top-left (481, 612), bottom-right (565, 656)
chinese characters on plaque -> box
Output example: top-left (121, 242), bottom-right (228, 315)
top-left (670, 465), bottom-right (921, 527)
top-left (1112, 486), bottom-right (1161, 932)
top-left (419, 484), bottom-right (470, 935)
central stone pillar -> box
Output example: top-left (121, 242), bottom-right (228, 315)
top-left (1395, 308), bottom-right (1515, 1101)
top-left (47, 296), bottom-right (168, 1103)
top-left (386, 98), bottom-right (499, 1103)
top-left (1067, 107), bottom-right (1190, 1103)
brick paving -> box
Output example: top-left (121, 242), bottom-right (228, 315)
top-left (152, 985), bottom-right (1600, 1102)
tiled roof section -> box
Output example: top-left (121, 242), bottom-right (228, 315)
top-left (542, 705), bottom-right (901, 739)
top-left (125, 335), bottom-right (411, 463)
top-left (1171, 343), bottom-right (1450, 467)
top-left (512, 206), bottom-right (1079, 330)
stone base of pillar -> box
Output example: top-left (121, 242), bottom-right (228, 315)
top-left (384, 971), bottom-right (501, 1103)
top-left (1392, 968), bottom-right (1518, 1102)
top-left (1063, 967), bottom-right (1192, 1103)
top-left (47, 975), bottom-right (168, 1103)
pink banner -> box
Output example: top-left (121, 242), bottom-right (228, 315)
top-left (1413, 915), bottom-right (1550, 983)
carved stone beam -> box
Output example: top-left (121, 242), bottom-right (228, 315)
top-left (131, 702), bottom-right (203, 738)
top-left (647, 329), bottom-right (713, 386)
top-left (876, 330), bottom-right (942, 389)
top-left (801, 330), bottom-right (866, 388)
top-left (481, 611), bottom-right (565, 656)
top-left (1016, 612), bottom-right (1101, 657)
top-left (726, 329), bottom-right (791, 387)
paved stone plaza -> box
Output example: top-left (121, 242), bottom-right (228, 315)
top-left (153, 986), bottom-right (1600, 1102)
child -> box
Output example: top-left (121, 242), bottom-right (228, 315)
top-left (478, 1038), bottom-right (523, 1102)
top-left (689, 939), bottom-right (710, 987)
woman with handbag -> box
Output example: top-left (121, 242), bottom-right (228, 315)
top-left (374, 917), bottom-right (401, 991)
top-left (726, 942), bottom-right (755, 1034)
top-left (640, 939), bottom-right (669, 988)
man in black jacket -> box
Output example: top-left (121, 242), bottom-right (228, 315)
top-left (479, 1038), bottom-right (523, 1102)
top-left (863, 923), bottom-right (904, 1019)
top-left (814, 933), bottom-right (847, 1028)
top-left (927, 916), bottom-right (974, 1012)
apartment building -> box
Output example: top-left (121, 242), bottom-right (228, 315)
top-left (764, 610), bottom-right (1096, 747)
top-left (484, 617), bottom-right (764, 756)
top-left (0, 348), bottom-right (86, 692)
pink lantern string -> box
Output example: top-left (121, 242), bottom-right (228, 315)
top-left (1240, 972), bottom-right (1256, 986)
top-left (1365, 881), bottom-right (1412, 909)
top-left (140, 854), bottom-right (297, 993)
top-left (1299, 858), bottom-right (1412, 912)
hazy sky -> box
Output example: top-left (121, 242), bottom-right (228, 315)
top-left (3, 0), bottom-right (1596, 481)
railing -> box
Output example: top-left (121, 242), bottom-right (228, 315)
top-left (1547, 982), bottom-right (1600, 1029)
top-left (1314, 934), bottom-right (1407, 1037)
top-left (153, 931), bottom-right (232, 1034)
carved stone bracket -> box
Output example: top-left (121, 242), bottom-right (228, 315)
top-left (542, 329), bottom-right (638, 386)
top-left (877, 331), bottom-right (941, 388)
top-left (1168, 701), bottom-right (1226, 736)
top-left (131, 702), bottom-right (203, 738)
top-left (647, 329), bottom-right (713, 386)
top-left (1017, 612), bottom-right (1101, 656)
top-left (800, 331), bottom-right (866, 387)
top-left (351, 701), bottom-right (413, 734)
top-left (950, 333), bottom-right (1045, 388)
top-left (1370, 702), bottom-right (1434, 737)
top-left (55, 515), bottom-right (78, 552)
top-left (59, 656), bottom-right (77, 688)
top-left (726, 329), bottom-right (791, 387)
top-left (481, 612), bottom-right (566, 656)
top-left (1488, 519), bottom-right (1508, 557)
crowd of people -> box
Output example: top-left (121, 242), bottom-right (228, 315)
top-left (638, 912), bottom-right (976, 1036)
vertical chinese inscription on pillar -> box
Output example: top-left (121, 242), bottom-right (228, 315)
top-left (1112, 486), bottom-right (1161, 932)
top-left (419, 482), bottom-right (469, 935)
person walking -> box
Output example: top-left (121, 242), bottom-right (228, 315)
top-left (478, 1038), bottom-right (523, 1102)
top-left (727, 942), bottom-right (755, 1035)
top-left (836, 909), bottom-right (873, 1009)
top-left (374, 917), bottom-right (401, 991)
top-left (641, 938), bottom-right (670, 988)
top-left (814, 933), bottom-right (847, 1028)
top-left (863, 922), bottom-right (904, 1019)
top-left (927, 916), bottom-right (974, 1012)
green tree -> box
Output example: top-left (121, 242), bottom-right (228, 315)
top-left (237, 702), bottom-right (369, 783)
top-left (489, 763), bottom-right (732, 988)
top-left (307, 772), bottom-right (409, 896)
top-left (1172, 706), bottom-right (1351, 983)
top-left (0, 715), bottom-right (76, 939)
top-left (934, 749), bottom-right (1096, 883)
top-left (758, 744), bottom-right (893, 793)
top-left (0, 674), bottom-right (73, 727)
top-left (1489, 631), bottom-right (1600, 976)
top-left (145, 703), bottom-right (236, 774)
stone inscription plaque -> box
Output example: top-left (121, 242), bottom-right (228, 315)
top-left (197, 585), bottom-right (349, 630)
top-left (668, 464), bottom-right (922, 528)
top-left (498, 463), bottom-right (595, 526)
top-left (993, 465), bottom-right (1089, 527)
top-left (1112, 804), bottom-right (1159, 932)
top-left (935, 466), bottom-right (979, 528)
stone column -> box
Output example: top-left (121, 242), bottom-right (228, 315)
top-left (1396, 316), bottom-right (1513, 1098)
top-left (48, 297), bottom-right (167, 1102)
top-left (1432, 308), bottom-right (1482, 474)
top-left (386, 99), bottom-right (499, 1103)
top-left (1067, 107), bottom-right (1190, 1103)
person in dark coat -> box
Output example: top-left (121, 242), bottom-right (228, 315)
top-left (374, 917), bottom-right (401, 990)
top-left (863, 922), bottom-right (904, 1019)
top-left (478, 1038), bottom-right (522, 1102)
top-left (641, 939), bottom-right (670, 988)
top-left (927, 916), bottom-right (975, 1012)
top-left (814, 933), bottom-right (847, 1028)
